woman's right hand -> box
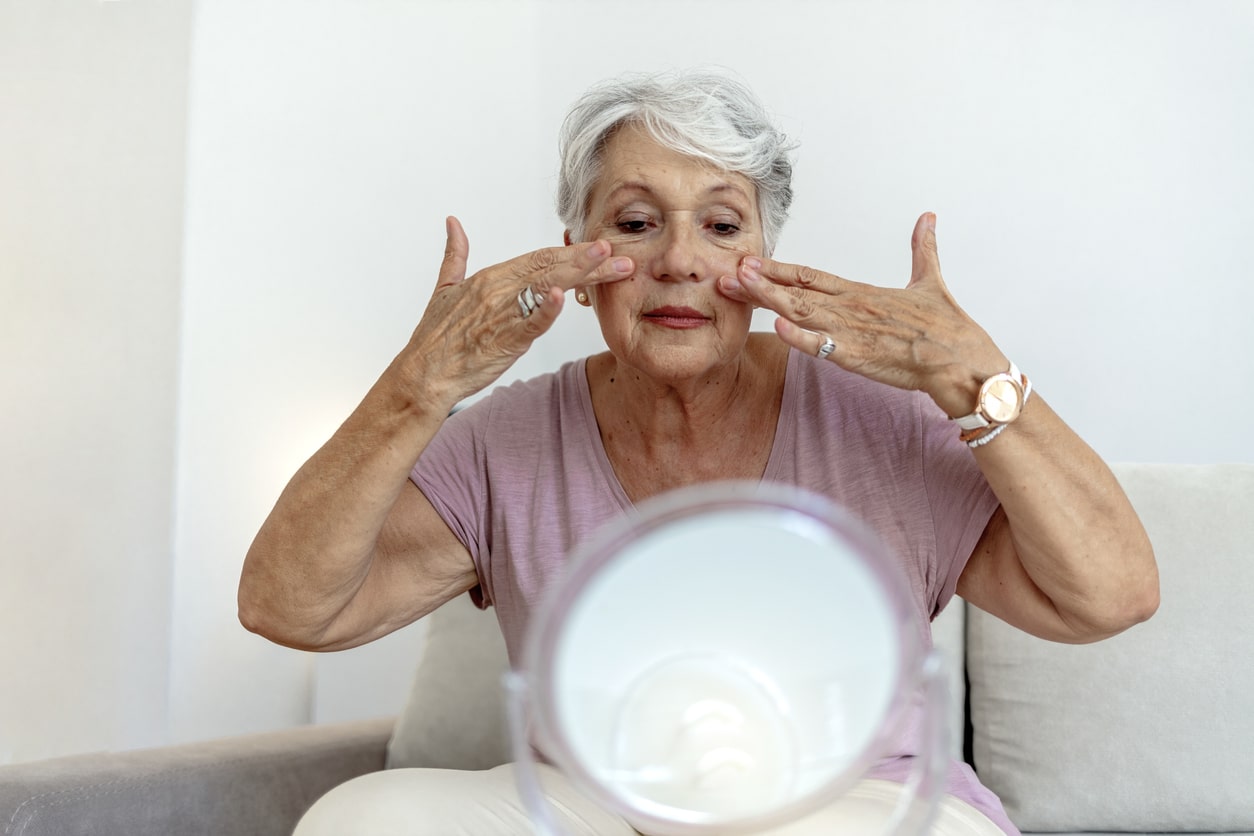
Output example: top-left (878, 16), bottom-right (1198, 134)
top-left (240, 219), bottom-right (631, 650)
top-left (397, 216), bottom-right (634, 411)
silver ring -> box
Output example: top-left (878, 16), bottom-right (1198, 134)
top-left (816, 334), bottom-right (836, 360)
top-left (517, 285), bottom-right (543, 318)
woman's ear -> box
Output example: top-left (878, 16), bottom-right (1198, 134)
top-left (563, 230), bottom-right (574, 246)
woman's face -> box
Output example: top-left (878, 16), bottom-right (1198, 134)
top-left (577, 124), bottom-right (766, 386)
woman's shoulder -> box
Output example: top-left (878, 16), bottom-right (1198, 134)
top-left (782, 342), bottom-right (932, 439)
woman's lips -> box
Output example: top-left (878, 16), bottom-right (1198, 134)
top-left (642, 306), bottom-right (710, 329)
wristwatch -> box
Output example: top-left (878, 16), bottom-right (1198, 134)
top-left (953, 362), bottom-right (1027, 431)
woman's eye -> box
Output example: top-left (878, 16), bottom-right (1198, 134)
top-left (711, 222), bottom-right (740, 235)
top-left (617, 219), bottom-right (649, 234)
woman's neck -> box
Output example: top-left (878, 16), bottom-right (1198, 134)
top-left (587, 335), bottom-right (789, 501)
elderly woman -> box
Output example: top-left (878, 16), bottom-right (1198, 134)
top-left (239, 70), bottom-right (1158, 835)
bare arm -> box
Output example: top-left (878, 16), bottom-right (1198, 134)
top-left (238, 218), bottom-right (634, 651)
top-left (955, 395), bottom-right (1158, 643)
top-left (716, 213), bottom-right (1158, 643)
top-left (237, 372), bottom-right (475, 652)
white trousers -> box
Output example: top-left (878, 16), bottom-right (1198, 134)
top-left (294, 765), bottom-right (1005, 836)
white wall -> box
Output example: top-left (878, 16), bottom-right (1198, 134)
top-left (0, 0), bottom-right (191, 763)
top-left (172, 0), bottom-right (1254, 747)
top-left (4, 0), bottom-right (1252, 762)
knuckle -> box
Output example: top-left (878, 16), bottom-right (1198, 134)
top-left (527, 247), bottom-right (557, 272)
top-left (521, 317), bottom-right (548, 338)
top-left (856, 329), bottom-right (879, 356)
top-left (791, 295), bottom-right (818, 320)
top-left (796, 267), bottom-right (823, 288)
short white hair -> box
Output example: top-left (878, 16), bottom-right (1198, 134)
top-left (557, 69), bottom-right (797, 254)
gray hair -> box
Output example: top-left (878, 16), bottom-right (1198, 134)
top-left (557, 69), bottom-right (797, 254)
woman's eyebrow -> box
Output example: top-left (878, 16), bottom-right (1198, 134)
top-left (603, 180), bottom-right (752, 205)
top-left (602, 181), bottom-right (653, 203)
top-left (707, 182), bottom-right (751, 202)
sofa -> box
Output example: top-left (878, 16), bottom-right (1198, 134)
top-left (3, 463), bottom-right (1252, 835)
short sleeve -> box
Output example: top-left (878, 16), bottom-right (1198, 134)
top-left (919, 400), bottom-right (1001, 619)
top-left (409, 400), bottom-right (494, 608)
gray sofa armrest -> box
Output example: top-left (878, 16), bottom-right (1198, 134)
top-left (0, 717), bottom-right (393, 836)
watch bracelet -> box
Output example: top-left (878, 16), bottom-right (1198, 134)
top-left (959, 370), bottom-right (1033, 448)
top-left (966, 422), bottom-right (1009, 448)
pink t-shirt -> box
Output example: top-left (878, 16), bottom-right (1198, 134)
top-left (411, 348), bottom-right (1017, 834)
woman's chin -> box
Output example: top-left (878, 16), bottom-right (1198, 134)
top-left (613, 339), bottom-right (747, 386)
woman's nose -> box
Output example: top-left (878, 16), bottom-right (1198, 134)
top-left (653, 222), bottom-right (704, 283)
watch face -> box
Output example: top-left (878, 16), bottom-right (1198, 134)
top-left (980, 375), bottom-right (1023, 424)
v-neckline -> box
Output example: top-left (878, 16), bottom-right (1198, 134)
top-left (575, 347), bottom-right (800, 511)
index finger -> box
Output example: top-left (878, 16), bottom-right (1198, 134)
top-left (506, 240), bottom-right (634, 292)
top-left (742, 256), bottom-right (856, 294)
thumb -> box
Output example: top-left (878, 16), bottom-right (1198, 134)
top-left (908, 212), bottom-right (941, 288)
top-left (436, 215), bottom-right (470, 290)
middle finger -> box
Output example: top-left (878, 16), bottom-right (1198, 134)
top-left (503, 241), bottom-right (632, 292)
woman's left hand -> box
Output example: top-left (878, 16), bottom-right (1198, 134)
top-left (717, 212), bottom-right (1007, 419)
top-left (719, 213), bottom-right (1160, 643)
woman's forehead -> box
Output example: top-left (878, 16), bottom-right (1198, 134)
top-left (590, 125), bottom-right (757, 210)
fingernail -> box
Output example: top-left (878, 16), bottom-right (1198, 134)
top-left (720, 275), bottom-right (742, 293)
top-left (612, 257), bottom-right (632, 273)
top-left (589, 240), bottom-right (608, 257)
top-left (744, 256), bottom-right (762, 271)
top-left (740, 263), bottom-right (760, 283)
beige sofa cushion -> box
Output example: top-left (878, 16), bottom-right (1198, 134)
top-left (386, 594), bottom-right (511, 770)
top-left (967, 463), bottom-right (1254, 832)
